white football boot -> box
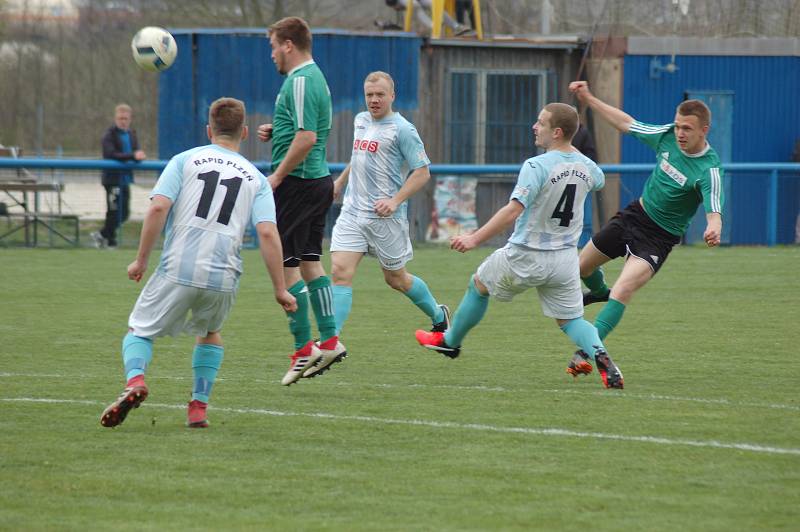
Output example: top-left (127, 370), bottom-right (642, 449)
top-left (302, 336), bottom-right (347, 378)
top-left (281, 341), bottom-right (322, 386)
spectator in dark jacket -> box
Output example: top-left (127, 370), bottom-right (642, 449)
top-left (92, 103), bottom-right (146, 248)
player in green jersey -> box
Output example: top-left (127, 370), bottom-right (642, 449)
top-left (257, 17), bottom-right (344, 386)
top-left (565, 81), bottom-right (723, 379)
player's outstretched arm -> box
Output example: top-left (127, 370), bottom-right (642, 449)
top-left (451, 199), bottom-right (524, 253)
top-left (374, 165), bottom-right (430, 217)
top-left (703, 212), bottom-right (722, 247)
top-left (128, 194), bottom-right (172, 282)
top-left (256, 221), bottom-right (297, 312)
top-left (569, 81), bottom-right (634, 134)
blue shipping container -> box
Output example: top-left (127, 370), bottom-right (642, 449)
top-left (621, 55), bottom-right (800, 245)
top-left (158, 29), bottom-right (422, 160)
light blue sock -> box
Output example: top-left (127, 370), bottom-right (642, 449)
top-left (560, 318), bottom-right (605, 361)
top-left (122, 332), bottom-right (153, 381)
top-left (332, 284), bottom-right (353, 335)
top-left (444, 277), bottom-right (489, 347)
top-left (404, 275), bottom-right (444, 323)
top-left (192, 344), bottom-right (224, 403)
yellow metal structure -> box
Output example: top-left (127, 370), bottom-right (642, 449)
top-left (404, 0), bottom-right (483, 40)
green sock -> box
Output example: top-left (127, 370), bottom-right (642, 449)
top-left (286, 280), bottom-right (312, 349)
top-left (582, 268), bottom-right (610, 297)
top-left (595, 298), bottom-right (626, 340)
top-left (308, 275), bottom-right (337, 342)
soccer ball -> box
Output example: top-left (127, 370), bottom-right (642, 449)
top-left (131, 26), bottom-right (177, 72)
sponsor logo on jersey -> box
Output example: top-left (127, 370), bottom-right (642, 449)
top-left (353, 139), bottom-right (379, 152)
top-left (512, 185), bottom-right (531, 199)
top-left (660, 159), bottom-right (687, 186)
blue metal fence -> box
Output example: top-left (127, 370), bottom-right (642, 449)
top-left (2, 159), bottom-right (799, 246)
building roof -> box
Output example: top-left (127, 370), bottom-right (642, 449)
top-left (627, 37), bottom-right (800, 56)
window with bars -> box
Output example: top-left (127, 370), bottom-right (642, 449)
top-left (448, 70), bottom-right (547, 164)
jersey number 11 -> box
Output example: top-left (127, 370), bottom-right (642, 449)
top-left (195, 170), bottom-right (242, 226)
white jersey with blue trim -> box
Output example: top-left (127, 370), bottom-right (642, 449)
top-left (341, 111), bottom-right (430, 219)
top-left (151, 144), bottom-right (275, 292)
top-left (508, 149), bottom-right (605, 250)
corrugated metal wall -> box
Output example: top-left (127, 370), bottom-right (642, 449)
top-left (621, 55), bottom-right (800, 244)
top-left (159, 29), bottom-right (422, 163)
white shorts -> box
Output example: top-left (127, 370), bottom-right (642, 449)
top-left (128, 273), bottom-right (236, 338)
top-left (330, 210), bottom-right (413, 271)
top-left (476, 243), bottom-right (582, 320)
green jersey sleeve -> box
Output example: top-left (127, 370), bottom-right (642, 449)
top-left (697, 166), bottom-right (724, 214)
top-left (293, 75), bottom-right (321, 131)
top-left (628, 120), bottom-right (674, 151)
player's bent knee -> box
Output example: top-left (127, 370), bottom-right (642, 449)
top-left (383, 270), bottom-right (411, 291)
top-left (332, 269), bottom-right (355, 285)
top-left (609, 284), bottom-right (637, 304)
top-left (472, 275), bottom-right (490, 296)
top-left (385, 276), bottom-right (408, 291)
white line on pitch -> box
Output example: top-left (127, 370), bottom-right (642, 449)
top-left (3, 397), bottom-right (799, 457)
top-left (2, 371), bottom-right (798, 412)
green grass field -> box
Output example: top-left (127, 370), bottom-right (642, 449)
top-left (1, 245), bottom-right (799, 531)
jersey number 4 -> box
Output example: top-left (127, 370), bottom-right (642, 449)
top-left (551, 184), bottom-right (576, 227)
top-left (195, 171), bottom-right (242, 226)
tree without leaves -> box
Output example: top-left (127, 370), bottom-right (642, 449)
top-left (1, 0), bottom-right (797, 155)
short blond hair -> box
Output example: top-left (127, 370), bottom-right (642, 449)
top-left (114, 103), bottom-right (132, 115)
top-left (365, 71), bottom-right (395, 92)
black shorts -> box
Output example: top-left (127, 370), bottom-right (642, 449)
top-left (591, 200), bottom-right (681, 274)
top-left (274, 175), bottom-right (334, 266)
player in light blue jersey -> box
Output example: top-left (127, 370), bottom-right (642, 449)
top-left (100, 98), bottom-right (297, 429)
top-left (415, 103), bottom-right (623, 389)
top-left (316, 71), bottom-right (449, 376)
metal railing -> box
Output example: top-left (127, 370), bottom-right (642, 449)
top-left (2, 158), bottom-right (799, 246)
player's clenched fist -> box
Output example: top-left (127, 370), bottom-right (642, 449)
top-left (568, 81), bottom-right (592, 103)
top-left (257, 123), bottom-right (273, 142)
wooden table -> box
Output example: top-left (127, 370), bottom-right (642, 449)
top-left (0, 182), bottom-right (79, 247)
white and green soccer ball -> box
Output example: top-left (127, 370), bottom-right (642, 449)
top-left (131, 26), bottom-right (177, 72)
